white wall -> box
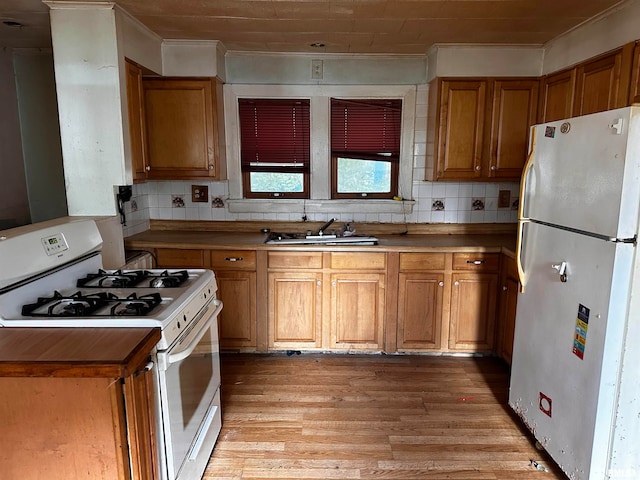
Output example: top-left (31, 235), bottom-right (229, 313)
top-left (13, 50), bottom-right (67, 223)
top-left (426, 45), bottom-right (544, 81)
top-left (226, 52), bottom-right (426, 85)
top-left (543, 0), bottom-right (640, 74)
top-left (49, 4), bottom-right (128, 216)
top-left (0, 50), bottom-right (30, 229)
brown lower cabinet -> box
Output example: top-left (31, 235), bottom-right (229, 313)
top-left (0, 328), bottom-right (160, 480)
top-left (496, 255), bottom-right (519, 364)
top-left (396, 253), bottom-right (447, 351)
top-left (150, 246), bottom-right (510, 356)
top-left (210, 250), bottom-right (257, 350)
top-left (448, 253), bottom-right (500, 352)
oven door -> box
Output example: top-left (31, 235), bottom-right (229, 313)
top-left (155, 298), bottom-right (223, 480)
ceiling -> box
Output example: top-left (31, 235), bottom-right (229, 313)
top-left (0, 0), bottom-right (628, 54)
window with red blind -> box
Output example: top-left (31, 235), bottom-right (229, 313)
top-left (330, 98), bottom-right (402, 199)
top-left (238, 98), bottom-right (310, 198)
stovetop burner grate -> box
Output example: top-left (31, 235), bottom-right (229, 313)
top-left (21, 291), bottom-right (163, 317)
top-left (76, 269), bottom-right (189, 288)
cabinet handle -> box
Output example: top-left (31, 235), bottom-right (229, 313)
top-left (224, 257), bottom-right (243, 262)
top-left (475, 165), bottom-right (481, 171)
top-left (467, 260), bottom-right (485, 265)
top-left (317, 280), bottom-right (322, 286)
top-left (208, 164), bottom-right (214, 170)
top-left (438, 281), bottom-right (444, 287)
top-left (490, 165), bottom-right (496, 171)
top-left (332, 281), bottom-right (336, 287)
top-left (145, 165), bottom-right (151, 171)
top-left (454, 281), bottom-right (460, 286)
top-left (503, 285), bottom-right (508, 291)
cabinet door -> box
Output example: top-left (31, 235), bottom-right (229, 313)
top-left (125, 59), bottom-right (148, 182)
top-left (573, 46), bottom-right (633, 117)
top-left (216, 271), bottom-right (257, 349)
top-left (497, 259), bottom-right (519, 365)
top-left (434, 79), bottom-right (487, 180)
top-left (488, 79), bottom-right (539, 180)
top-left (123, 367), bottom-right (159, 480)
top-left (268, 271), bottom-right (322, 349)
top-left (538, 69), bottom-right (576, 123)
top-left (397, 273), bottom-right (444, 350)
top-left (330, 273), bottom-right (385, 350)
top-left (143, 78), bottom-right (219, 179)
top-left (449, 273), bottom-right (498, 351)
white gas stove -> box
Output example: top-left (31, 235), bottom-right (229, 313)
top-left (0, 218), bottom-right (223, 480)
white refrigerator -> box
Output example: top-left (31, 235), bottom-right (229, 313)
top-left (509, 106), bottom-right (640, 480)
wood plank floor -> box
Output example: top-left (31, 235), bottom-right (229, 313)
top-left (204, 353), bottom-right (567, 480)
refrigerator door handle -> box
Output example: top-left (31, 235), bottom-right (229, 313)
top-left (516, 220), bottom-right (527, 292)
top-left (516, 126), bottom-right (537, 292)
top-left (518, 125), bottom-right (536, 223)
top-left (552, 261), bottom-right (568, 282)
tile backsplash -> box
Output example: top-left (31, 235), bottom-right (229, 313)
top-left (122, 180), bottom-right (519, 237)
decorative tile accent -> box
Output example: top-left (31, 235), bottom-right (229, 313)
top-left (171, 195), bottom-right (185, 208)
top-left (432, 199), bottom-right (445, 211)
top-left (471, 198), bottom-right (485, 211)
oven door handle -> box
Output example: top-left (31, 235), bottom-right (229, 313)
top-left (163, 299), bottom-right (223, 367)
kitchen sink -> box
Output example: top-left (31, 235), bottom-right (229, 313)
top-left (265, 232), bottom-right (378, 245)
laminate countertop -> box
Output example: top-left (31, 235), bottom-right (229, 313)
top-left (0, 327), bottom-right (161, 377)
top-left (125, 229), bottom-right (517, 256)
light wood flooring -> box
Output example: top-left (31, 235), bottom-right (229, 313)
top-left (204, 353), bottom-right (566, 480)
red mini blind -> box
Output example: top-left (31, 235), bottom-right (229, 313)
top-left (331, 99), bottom-right (402, 158)
top-left (239, 99), bottom-right (310, 172)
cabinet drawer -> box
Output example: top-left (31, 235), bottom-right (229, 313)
top-left (330, 252), bottom-right (386, 270)
top-left (399, 253), bottom-right (446, 271)
top-left (268, 252), bottom-right (323, 269)
top-left (211, 250), bottom-right (256, 270)
top-left (453, 253), bottom-right (500, 271)
top-left (156, 248), bottom-right (205, 268)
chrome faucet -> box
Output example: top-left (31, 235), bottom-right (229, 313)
top-left (317, 218), bottom-right (337, 236)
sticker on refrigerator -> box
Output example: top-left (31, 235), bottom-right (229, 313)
top-left (573, 304), bottom-right (590, 360)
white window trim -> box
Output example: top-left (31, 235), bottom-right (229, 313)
top-left (224, 84), bottom-right (416, 214)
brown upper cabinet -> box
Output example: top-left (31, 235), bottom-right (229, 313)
top-left (573, 44), bottom-right (634, 117)
top-left (629, 41), bottom-right (640, 103)
top-left (539, 43), bottom-right (635, 123)
top-left (538, 68), bottom-right (576, 123)
top-left (428, 77), bottom-right (538, 182)
top-left (142, 77), bottom-right (222, 180)
top-left (125, 59), bottom-right (148, 183)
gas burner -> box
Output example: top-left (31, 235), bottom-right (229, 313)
top-left (77, 269), bottom-right (149, 288)
top-left (108, 293), bottom-right (162, 316)
top-left (22, 291), bottom-right (109, 317)
top-left (147, 270), bottom-right (189, 288)
top-left (21, 291), bottom-right (162, 317)
top-left (76, 269), bottom-right (189, 288)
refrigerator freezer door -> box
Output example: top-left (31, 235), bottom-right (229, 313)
top-left (509, 222), bottom-right (634, 480)
top-left (521, 107), bottom-right (640, 240)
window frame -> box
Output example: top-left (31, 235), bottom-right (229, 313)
top-left (238, 98), bottom-right (311, 199)
top-left (224, 84), bottom-right (417, 216)
top-left (330, 98), bottom-right (402, 199)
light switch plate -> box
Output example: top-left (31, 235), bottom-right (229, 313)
top-left (192, 185), bottom-right (208, 203)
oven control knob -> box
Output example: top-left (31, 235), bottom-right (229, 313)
top-left (177, 321), bottom-right (181, 329)
top-left (183, 314), bottom-right (187, 322)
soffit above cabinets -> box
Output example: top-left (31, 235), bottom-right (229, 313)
top-left (0, 0), bottom-right (627, 53)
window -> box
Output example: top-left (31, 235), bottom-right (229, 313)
top-left (238, 99), bottom-right (310, 198)
top-left (330, 98), bottom-right (402, 199)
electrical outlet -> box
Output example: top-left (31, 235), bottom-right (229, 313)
top-left (311, 59), bottom-right (323, 79)
top-left (191, 185), bottom-right (208, 203)
top-left (498, 190), bottom-right (511, 208)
